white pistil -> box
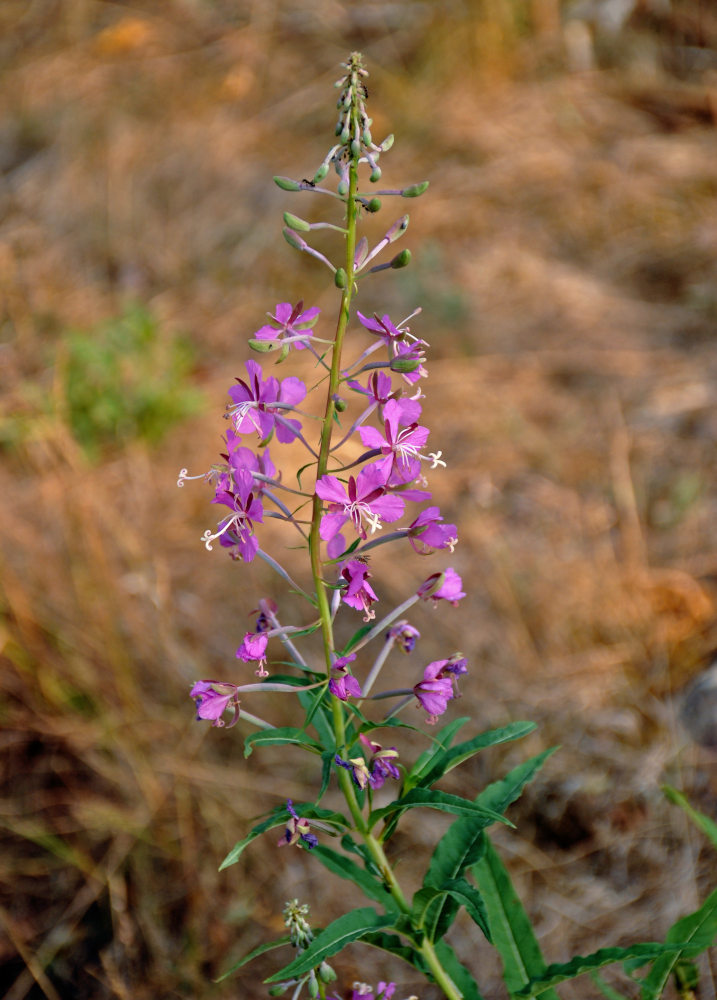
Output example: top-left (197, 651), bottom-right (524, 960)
top-left (201, 511), bottom-right (245, 551)
top-left (178, 468), bottom-right (208, 487)
top-left (446, 535), bottom-right (458, 553)
top-left (427, 450), bottom-right (446, 469)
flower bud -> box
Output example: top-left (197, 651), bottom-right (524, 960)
top-left (350, 138), bottom-right (361, 158)
top-left (333, 396), bottom-right (347, 412)
top-left (362, 128), bottom-right (372, 145)
top-left (334, 267), bottom-right (348, 289)
top-left (283, 212), bottom-right (311, 232)
top-left (335, 120), bottom-right (343, 136)
top-left (370, 165), bottom-right (382, 183)
top-left (401, 180), bottom-right (430, 198)
top-left (340, 126), bottom-right (350, 144)
top-left (268, 985), bottom-right (288, 997)
top-left (273, 176), bottom-right (302, 192)
top-left (307, 970), bottom-right (319, 998)
top-left (338, 179), bottom-right (348, 196)
top-left (366, 197), bottom-right (382, 213)
top-left (390, 355), bottom-right (421, 373)
top-left (313, 163), bottom-right (329, 183)
top-left (319, 962), bottom-right (337, 983)
top-left (390, 248), bottom-right (411, 269)
top-left (283, 227), bottom-right (307, 251)
top-left (248, 338), bottom-right (279, 353)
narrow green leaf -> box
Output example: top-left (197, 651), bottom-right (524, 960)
top-left (370, 788), bottom-right (513, 829)
top-left (360, 930), bottom-right (428, 972)
top-left (406, 716), bottom-right (471, 789)
top-left (311, 844), bottom-right (394, 908)
top-left (341, 624), bottom-right (375, 656)
top-left (640, 887), bottom-right (717, 1000)
top-left (413, 879), bottom-right (490, 941)
top-left (219, 808), bottom-right (287, 871)
top-left (433, 940), bottom-right (485, 1000)
top-left (215, 935), bottom-right (291, 981)
top-left (663, 785), bottom-right (717, 849)
top-left (472, 836), bottom-right (560, 999)
top-left (417, 722), bottom-right (537, 790)
top-left (589, 971), bottom-right (632, 999)
top-left (265, 908), bottom-right (394, 982)
top-left (317, 750), bottom-right (334, 803)
top-left (514, 943), bottom-right (685, 997)
top-left (243, 727), bottom-right (322, 758)
top-left (476, 748), bottom-right (558, 815)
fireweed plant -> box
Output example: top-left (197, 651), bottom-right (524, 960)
top-left (180, 55), bottom-right (717, 1000)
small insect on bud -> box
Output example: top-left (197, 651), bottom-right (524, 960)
top-left (401, 180), bottom-right (430, 198)
top-left (273, 176), bottom-right (302, 192)
top-left (313, 163), bottom-right (329, 184)
top-left (370, 165), bottom-right (382, 183)
top-left (390, 248), bottom-right (412, 269)
top-left (334, 267), bottom-right (348, 289)
top-left (366, 197), bottom-right (382, 213)
top-left (283, 212), bottom-right (311, 232)
top-left (247, 338), bottom-right (279, 353)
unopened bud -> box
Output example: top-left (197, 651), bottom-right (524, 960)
top-left (390, 355), bottom-right (421, 373)
top-left (334, 267), bottom-right (348, 289)
top-left (335, 120), bottom-right (343, 136)
top-left (390, 248), bottom-right (412, 269)
top-left (380, 134), bottom-right (395, 151)
top-left (283, 212), bottom-right (311, 232)
top-left (307, 970), bottom-right (319, 998)
top-left (268, 985), bottom-right (288, 997)
top-left (319, 962), bottom-right (337, 983)
top-left (340, 126), bottom-right (350, 144)
top-left (273, 176), bottom-right (302, 192)
top-left (283, 227), bottom-right (306, 251)
top-left (338, 179), bottom-right (348, 196)
top-left (370, 165), bottom-right (382, 183)
top-left (362, 128), bottom-right (372, 145)
top-left (313, 163), bottom-right (329, 183)
top-left (350, 139), bottom-right (361, 158)
top-left (248, 338), bottom-right (278, 353)
top-left (402, 180), bottom-right (430, 198)
top-left (366, 197), bottom-right (382, 213)
top-left (333, 396), bottom-right (347, 412)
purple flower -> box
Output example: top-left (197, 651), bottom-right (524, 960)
top-left (387, 621), bottom-right (420, 653)
top-left (228, 360), bottom-right (306, 443)
top-left (357, 310), bottom-right (412, 346)
top-left (335, 753), bottom-right (372, 790)
top-left (407, 507), bottom-right (458, 555)
top-left (413, 661), bottom-right (455, 724)
top-left (359, 399), bottom-right (430, 482)
top-left (316, 458), bottom-right (404, 541)
top-left (417, 568), bottom-right (466, 605)
top-left (340, 559), bottom-right (378, 621)
top-left (252, 300), bottom-right (320, 351)
top-left (226, 436), bottom-right (278, 494)
top-left (391, 340), bottom-right (427, 384)
top-left (278, 800), bottom-right (318, 850)
top-left (204, 466), bottom-right (263, 561)
top-left (236, 631), bottom-right (269, 676)
top-left (190, 681), bottom-right (240, 728)
top-left (346, 372), bottom-right (423, 424)
top-left (329, 653), bottom-right (362, 701)
top-left (348, 981), bottom-right (396, 1000)
top-left (359, 734), bottom-right (400, 789)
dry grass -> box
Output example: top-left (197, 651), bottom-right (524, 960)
top-left (1, 2), bottom-right (716, 998)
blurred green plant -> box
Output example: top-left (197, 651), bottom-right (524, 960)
top-left (58, 304), bottom-right (203, 460)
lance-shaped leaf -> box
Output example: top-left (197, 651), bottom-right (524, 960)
top-left (639, 887), bottom-right (717, 999)
top-left (360, 930), bottom-right (429, 972)
top-left (513, 943), bottom-right (688, 998)
top-left (414, 721), bottom-right (537, 791)
top-left (412, 879), bottom-right (490, 941)
top-left (264, 908), bottom-right (395, 983)
top-left (663, 785), bottom-right (717, 849)
top-left (243, 727), bottom-right (323, 759)
top-left (405, 716), bottom-right (471, 790)
top-left (472, 836), bottom-right (560, 999)
top-left (421, 749), bottom-right (556, 943)
top-left (310, 844), bottom-right (396, 909)
top-left (369, 788), bottom-right (513, 829)
top-left (219, 807), bottom-right (289, 871)
top-left (216, 935), bottom-right (292, 982)
top-left (433, 940), bottom-right (485, 1000)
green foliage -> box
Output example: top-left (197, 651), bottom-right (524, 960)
top-left (638, 888), bottom-right (717, 999)
top-left (662, 785), bottom-right (717, 849)
top-left (310, 844), bottom-right (395, 909)
top-left (265, 908), bottom-right (395, 983)
top-left (60, 304), bottom-right (202, 459)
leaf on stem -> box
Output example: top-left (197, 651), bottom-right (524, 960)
top-left (369, 788), bottom-right (512, 829)
top-left (638, 887), bottom-right (717, 1000)
top-left (243, 727), bottom-right (323, 759)
top-left (215, 935), bottom-right (292, 982)
top-left (311, 844), bottom-right (396, 908)
top-left (264, 908), bottom-right (395, 982)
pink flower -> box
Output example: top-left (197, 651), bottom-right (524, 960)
top-left (407, 507), bottom-right (458, 555)
top-left (340, 559), bottom-right (378, 621)
top-left (236, 631), bottom-right (269, 676)
top-left (316, 458), bottom-right (404, 541)
top-left (413, 661), bottom-right (455, 724)
top-left (417, 568), bottom-right (466, 605)
top-left (329, 653), bottom-right (362, 700)
top-left (190, 681), bottom-right (240, 728)
top-left (252, 301), bottom-right (320, 351)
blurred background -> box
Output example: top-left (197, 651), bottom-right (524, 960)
top-left (1, 1), bottom-right (716, 998)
